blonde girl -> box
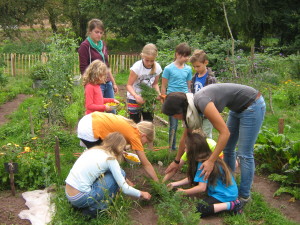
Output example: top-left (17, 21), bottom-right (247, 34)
top-left (126, 43), bottom-right (162, 123)
top-left (83, 59), bottom-right (119, 115)
top-left (66, 132), bottom-right (151, 218)
top-left (189, 50), bottom-right (217, 138)
top-left (77, 111), bottom-right (158, 181)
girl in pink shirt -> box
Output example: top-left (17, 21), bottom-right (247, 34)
top-left (83, 60), bottom-right (119, 114)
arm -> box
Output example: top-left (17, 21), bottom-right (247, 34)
top-left (169, 177), bottom-right (190, 187)
top-left (107, 68), bottom-right (118, 93)
top-left (152, 76), bottom-right (161, 94)
top-left (187, 80), bottom-right (192, 93)
top-left (165, 128), bottom-right (190, 174)
top-left (200, 102), bottom-right (230, 179)
top-left (161, 77), bottom-right (168, 96)
top-left (177, 182), bottom-right (207, 196)
top-left (126, 70), bottom-right (144, 104)
top-left (135, 150), bottom-right (159, 181)
top-left (163, 159), bottom-right (185, 182)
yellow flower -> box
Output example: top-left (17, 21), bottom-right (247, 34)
top-left (24, 147), bottom-right (31, 152)
top-left (0, 152), bottom-right (5, 155)
top-left (18, 155), bottom-right (22, 158)
top-left (31, 137), bottom-right (38, 140)
top-left (14, 144), bottom-right (20, 147)
top-left (7, 143), bottom-right (12, 146)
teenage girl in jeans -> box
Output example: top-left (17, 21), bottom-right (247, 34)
top-left (65, 132), bottom-right (151, 217)
top-left (78, 19), bottom-right (118, 113)
top-left (162, 83), bottom-right (266, 203)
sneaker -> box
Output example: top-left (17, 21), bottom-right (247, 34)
top-left (232, 200), bottom-right (243, 215)
top-left (239, 196), bottom-right (252, 205)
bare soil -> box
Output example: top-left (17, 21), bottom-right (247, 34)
top-left (0, 90), bottom-right (299, 225)
top-left (0, 94), bottom-right (30, 126)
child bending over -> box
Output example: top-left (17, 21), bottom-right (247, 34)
top-left (65, 132), bottom-right (151, 218)
top-left (167, 132), bottom-right (242, 217)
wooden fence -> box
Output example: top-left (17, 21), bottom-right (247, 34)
top-left (0, 53), bottom-right (140, 76)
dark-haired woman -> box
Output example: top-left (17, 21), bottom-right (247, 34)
top-left (162, 83), bottom-right (266, 203)
top-left (167, 132), bottom-right (241, 217)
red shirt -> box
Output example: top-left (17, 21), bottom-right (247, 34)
top-left (85, 83), bottom-right (114, 114)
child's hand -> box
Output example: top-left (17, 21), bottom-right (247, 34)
top-left (167, 182), bottom-right (174, 191)
top-left (105, 105), bottom-right (112, 112)
top-left (114, 99), bottom-right (120, 104)
top-left (159, 94), bottom-right (167, 103)
top-left (176, 188), bottom-right (186, 194)
top-left (140, 191), bottom-right (151, 200)
top-left (135, 95), bottom-right (145, 104)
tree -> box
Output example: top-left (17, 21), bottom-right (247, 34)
top-left (0, 0), bottom-right (46, 38)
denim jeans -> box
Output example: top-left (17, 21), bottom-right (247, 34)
top-left (169, 116), bottom-right (178, 150)
top-left (100, 81), bottom-right (116, 114)
top-left (66, 170), bottom-right (125, 217)
top-left (223, 96), bottom-right (266, 199)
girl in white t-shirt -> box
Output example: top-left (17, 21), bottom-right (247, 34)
top-left (65, 132), bottom-right (151, 218)
top-left (126, 43), bottom-right (162, 123)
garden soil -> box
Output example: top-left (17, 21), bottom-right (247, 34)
top-left (0, 91), bottom-right (300, 224)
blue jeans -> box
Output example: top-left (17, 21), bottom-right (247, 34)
top-left (169, 116), bottom-right (178, 150)
top-left (66, 170), bottom-right (125, 216)
top-left (100, 81), bottom-right (116, 114)
top-left (223, 96), bottom-right (266, 199)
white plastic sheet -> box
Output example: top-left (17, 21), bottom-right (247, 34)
top-left (18, 189), bottom-right (55, 225)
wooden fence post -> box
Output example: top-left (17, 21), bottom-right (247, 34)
top-left (41, 52), bottom-right (48, 63)
top-left (11, 53), bottom-right (16, 76)
top-left (278, 118), bottom-right (284, 134)
top-left (55, 136), bottom-right (61, 175)
top-left (28, 107), bottom-right (35, 136)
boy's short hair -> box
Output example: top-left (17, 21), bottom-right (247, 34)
top-left (175, 43), bottom-right (191, 56)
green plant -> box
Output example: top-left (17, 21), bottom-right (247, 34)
top-left (140, 83), bottom-right (158, 113)
top-left (29, 62), bottom-right (50, 81)
top-left (150, 180), bottom-right (200, 225)
top-left (254, 127), bottom-right (300, 198)
top-left (42, 31), bottom-right (78, 125)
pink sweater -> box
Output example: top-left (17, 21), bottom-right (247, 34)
top-left (85, 83), bottom-right (114, 114)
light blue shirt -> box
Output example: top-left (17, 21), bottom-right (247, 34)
top-left (194, 162), bottom-right (238, 202)
top-left (162, 62), bottom-right (192, 94)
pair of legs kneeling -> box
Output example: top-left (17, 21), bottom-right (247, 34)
top-left (197, 196), bottom-right (242, 217)
top-left (66, 170), bottom-right (125, 218)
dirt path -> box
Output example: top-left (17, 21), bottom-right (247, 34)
top-left (0, 94), bottom-right (31, 126)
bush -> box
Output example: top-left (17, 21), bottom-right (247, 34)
top-left (29, 62), bottom-right (50, 81)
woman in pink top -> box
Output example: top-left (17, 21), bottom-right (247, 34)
top-left (83, 60), bottom-right (119, 114)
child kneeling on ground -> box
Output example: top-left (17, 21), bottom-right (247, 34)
top-left (65, 132), bottom-right (151, 217)
top-left (167, 132), bottom-right (242, 217)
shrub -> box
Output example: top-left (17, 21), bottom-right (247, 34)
top-left (29, 62), bottom-right (50, 81)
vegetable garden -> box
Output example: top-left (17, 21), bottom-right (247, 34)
top-left (0, 31), bottom-right (299, 224)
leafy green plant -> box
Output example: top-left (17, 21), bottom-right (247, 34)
top-left (140, 83), bottom-right (158, 113)
top-left (150, 180), bottom-right (200, 225)
top-left (29, 62), bottom-right (50, 81)
top-left (42, 31), bottom-right (78, 125)
top-left (255, 127), bottom-right (300, 198)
